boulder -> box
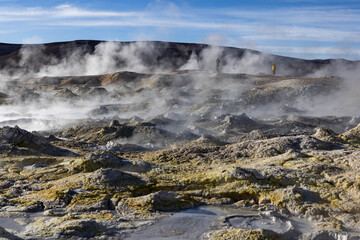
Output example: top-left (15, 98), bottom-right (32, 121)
top-left (303, 230), bottom-right (358, 240)
top-left (109, 119), bottom-right (120, 127)
top-left (0, 226), bottom-right (22, 240)
top-left (18, 90), bottom-right (41, 102)
top-left (0, 126), bottom-right (75, 156)
top-left (56, 219), bottom-right (105, 238)
top-left (67, 193), bottom-right (110, 212)
top-left (54, 88), bottom-right (78, 98)
top-left (0, 92), bottom-right (8, 98)
top-left (84, 168), bottom-right (147, 190)
top-left (105, 141), bottom-right (148, 153)
top-left (73, 151), bottom-right (129, 172)
top-left (118, 191), bottom-right (193, 213)
top-left (342, 123), bottom-right (360, 143)
top-left (84, 87), bottom-right (107, 97)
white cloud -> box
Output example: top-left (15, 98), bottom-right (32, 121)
top-left (0, 7), bottom-right (44, 16)
top-left (55, 4), bottom-right (72, 9)
top-left (0, 2), bottom-right (359, 59)
top-left (146, 0), bottom-right (183, 18)
top-left (242, 27), bottom-right (360, 42)
top-left (224, 7), bottom-right (360, 25)
top-left (0, 5), bottom-right (138, 19)
top-left (258, 46), bottom-right (360, 56)
top-left (53, 5), bottom-right (138, 18)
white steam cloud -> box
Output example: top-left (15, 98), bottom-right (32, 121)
top-left (0, 40), bottom-right (359, 136)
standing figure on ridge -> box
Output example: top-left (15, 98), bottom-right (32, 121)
top-left (216, 58), bottom-right (221, 73)
top-left (272, 63), bottom-right (277, 75)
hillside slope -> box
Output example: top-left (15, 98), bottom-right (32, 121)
top-left (0, 40), bottom-right (359, 77)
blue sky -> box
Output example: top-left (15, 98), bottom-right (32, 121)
top-left (0, 0), bottom-right (360, 60)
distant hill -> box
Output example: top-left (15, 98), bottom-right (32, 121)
top-left (0, 40), bottom-right (359, 77)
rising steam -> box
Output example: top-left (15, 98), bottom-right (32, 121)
top-left (0, 40), bottom-right (359, 135)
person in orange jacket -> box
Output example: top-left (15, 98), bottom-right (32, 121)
top-left (272, 63), bottom-right (277, 75)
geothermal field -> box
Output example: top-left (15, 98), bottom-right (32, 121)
top-left (1, 40), bottom-right (360, 239)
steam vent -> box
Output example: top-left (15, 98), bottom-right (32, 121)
top-left (1, 40), bottom-right (360, 239)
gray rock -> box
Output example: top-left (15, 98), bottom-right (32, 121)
top-left (84, 87), bottom-right (107, 97)
top-left (105, 141), bottom-right (148, 153)
top-left (0, 126), bottom-right (76, 156)
top-left (302, 230), bottom-right (356, 240)
top-left (18, 90), bottom-right (40, 102)
top-left (0, 180), bottom-right (13, 189)
top-left (109, 119), bottom-right (120, 127)
top-left (229, 167), bottom-right (266, 180)
top-left (84, 168), bottom-right (147, 190)
top-left (120, 160), bottom-right (153, 173)
top-left (67, 195), bottom-right (110, 212)
top-left (0, 226), bottom-right (22, 240)
top-left (56, 219), bottom-right (105, 238)
top-left (73, 151), bottom-right (129, 172)
top-left (54, 88), bottom-right (78, 98)
top-left (75, 151), bottom-right (152, 173)
top-left (22, 201), bottom-right (44, 212)
top-left (222, 135), bottom-right (341, 159)
top-left (248, 130), bottom-right (266, 140)
top-left (42, 197), bottom-right (72, 210)
top-left (0, 92), bottom-right (8, 98)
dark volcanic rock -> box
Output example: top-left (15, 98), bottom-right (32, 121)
top-left (84, 87), bottom-right (107, 97)
top-left (54, 88), bottom-right (78, 98)
top-left (221, 113), bottom-right (257, 126)
top-left (0, 126), bottom-right (75, 156)
top-left (60, 122), bottom-right (135, 145)
top-left (109, 119), bottom-right (120, 127)
top-left (0, 92), bottom-right (8, 98)
top-left (105, 141), bottom-right (149, 152)
top-left (0, 226), bottom-right (22, 240)
top-left (18, 90), bottom-right (41, 102)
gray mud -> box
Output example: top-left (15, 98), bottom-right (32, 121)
top-left (125, 206), bottom-right (312, 240)
top-left (0, 217), bottom-right (24, 233)
top-left (228, 215), bottom-right (291, 234)
top-left (0, 212), bottom-right (44, 233)
top-left (125, 206), bottom-right (220, 240)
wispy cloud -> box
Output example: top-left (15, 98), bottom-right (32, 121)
top-left (0, 2), bottom-right (359, 59)
top-left (0, 4), bottom-right (358, 41)
top-left (223, 7), bottom-right (360, 28)
top-left (259, 46), bottom-right (360, 56)
top-left (53, 4), bottom-right (138, 18)
top-left (242, 27), bottom-right (360, 43)
top-left (0, 5), bottom-right (139, 18)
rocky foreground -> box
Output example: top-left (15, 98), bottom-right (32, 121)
top-left (0, 68), bottom-right (359, 239)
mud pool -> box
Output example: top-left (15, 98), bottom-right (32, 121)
top-left (125, 205), bottom-right (312, 240)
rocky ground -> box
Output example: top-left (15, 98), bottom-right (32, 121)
top-left (0, 64), bottom-right (360, 239)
